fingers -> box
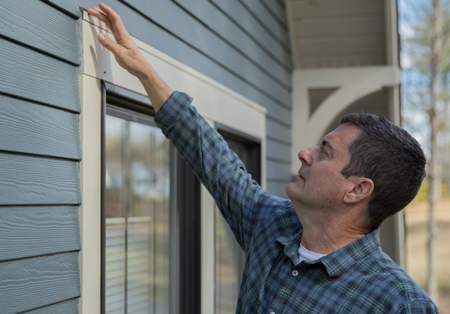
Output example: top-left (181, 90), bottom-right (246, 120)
top-left (98, 33), bottom-right (122, 56)
top-left (98, 3), bottom-right (129, 38)
top-left (87, 7), bottom-right (113, 30)
top-left (87, 4), bottom-right (129, 40)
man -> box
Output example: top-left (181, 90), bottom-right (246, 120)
top-left (88, 4), bottom-right (438, 313)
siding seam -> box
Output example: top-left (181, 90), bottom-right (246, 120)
top-left (0, 149), bottom-right (81, 162)
top-left (0, 250), bottom-right (81, 264)
top-left (208, 0), bottom-right (291, 70)
top-left (237, 0), bottom-right (291, 52)
top-left (117, 0), bottom-right (291, 108)
top-left (267, 157), bottom-right (291, 165)
top-left (0, 34), bottom-right (80, 67)
top-left (266, 136), bottom-right (291, 146)
top-left (266, 115), bottom-right (291, 128)
top-left (40, 0), bottom-right (79, 20)
top-left (171, 0), bottom-right (291, 91)
top-left (17, 297), bottom-right (80, 314)
top-left (257, 0), bottom-right (288, 30)
top-left (0, 92), bottom-right (81, 115)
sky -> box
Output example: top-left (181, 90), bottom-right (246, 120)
top-left (398, 0), bottom-right (432, 156)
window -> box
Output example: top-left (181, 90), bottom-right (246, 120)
top-left (214, 124), bottom-right (261, 314)
top-left (101, 83), bottom-right (184, 314)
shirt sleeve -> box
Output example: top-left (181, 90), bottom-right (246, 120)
top-left (154, 91), bottom-right (286, 252)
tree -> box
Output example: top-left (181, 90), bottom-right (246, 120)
top-left (402, 0), bottom-right (450, 302)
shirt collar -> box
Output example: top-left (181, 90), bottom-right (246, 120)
top-left (275, 228), bottom-right (381, 278)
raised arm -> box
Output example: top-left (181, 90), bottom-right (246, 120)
top-left (87, 3), bottom-right (172, 112)
top-left (87, 3), bottom-right (287, 251)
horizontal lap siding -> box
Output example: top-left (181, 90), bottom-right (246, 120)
top-left (0, 153), bottom-right (80, 205)
top-left (0, 253), bottom-right (80, 314)
top-left (0, 37), bottom-right (80, 113)
top-left (22, 299), bottom-right (79, 314)
top-left (0, 1), bottom-right (81, 312)
top-left (258, 0), bottom-right (288, 28)
top-left (0, 206), bottom-right (80, 261)
top-left (0, 95), bottom-right (81, 159)
top-left (238, 0), bottom-right (290, 47)
top-left (47, 0), bottom-right (295, 196)
top-left (0, 0), bottom-right (79, 65)
top-left (172, 0), bottom-right (290, 88)
top-left (122, 0), bottom-right (291, 105)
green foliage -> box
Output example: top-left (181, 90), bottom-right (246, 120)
top-left (414, 178), bottom-right (450, 202)
top-left (416, 178), bottom-right (429, 202)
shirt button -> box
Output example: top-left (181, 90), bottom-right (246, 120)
top-left (292, 270), bottom-right (298, 276)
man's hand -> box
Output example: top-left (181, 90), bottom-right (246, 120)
top-left (87, 3), bottom-right (173, 112)
top-left (87, 3), bottom-right (148, 78)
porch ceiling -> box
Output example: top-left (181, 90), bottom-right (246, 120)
top-left (287, 0), bottom-right (387, 69)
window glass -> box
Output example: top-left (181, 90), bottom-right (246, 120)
top-left (215, 136), bottom-right (259, 314)
top-left (105, 112), bottom-right (171, 314)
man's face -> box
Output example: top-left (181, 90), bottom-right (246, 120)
top-left (286, 123), bottom-right (362, 210)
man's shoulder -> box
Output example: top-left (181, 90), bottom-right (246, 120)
top-left (359, 249), bottom-right (438, 312)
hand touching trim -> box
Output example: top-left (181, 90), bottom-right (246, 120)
top-left (87, 3), bottom-right (173, 112)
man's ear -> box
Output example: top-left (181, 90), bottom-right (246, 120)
top-left (343, 177), bottom-right (374, 204)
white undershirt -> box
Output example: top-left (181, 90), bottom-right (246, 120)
top-left (298, 243), bottom-right (326, 263)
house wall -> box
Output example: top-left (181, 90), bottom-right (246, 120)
top-left (0, 1), bottom-right (82, 313)
top-left (80, 17), bottom-right (267, 313)
top-left (47, 0), bottom-right (293, 197)
top-left (0, 1), bottom-right (291, 313)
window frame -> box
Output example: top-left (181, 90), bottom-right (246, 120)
top-left (80, 16), bottom-right (266, 314)
top-left (100, 81), bottom-right (201, 314)
top-left (216, 122), bottom-right (262, 185)
top-left (213, 124), bottom-right (262, 313)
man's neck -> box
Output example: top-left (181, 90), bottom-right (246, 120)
top-left (294, 204), bottom-right (369, 255)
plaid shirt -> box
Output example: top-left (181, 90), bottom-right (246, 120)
top-left (155, 92), bottom-right (439, 314)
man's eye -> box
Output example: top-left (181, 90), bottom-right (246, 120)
top-left (320, 146), bottom-right (326, 154)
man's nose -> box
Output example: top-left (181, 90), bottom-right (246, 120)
top-left (298, 147), bottom-right (314, 166)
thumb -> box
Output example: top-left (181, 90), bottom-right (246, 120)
top-left (98, 33), bottom-right (120, 54)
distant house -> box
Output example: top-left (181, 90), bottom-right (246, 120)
top-left (0, 1), bottom-right (401, 313)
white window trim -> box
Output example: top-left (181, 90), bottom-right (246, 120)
top-left (78, 14), bottom-right (266, 314)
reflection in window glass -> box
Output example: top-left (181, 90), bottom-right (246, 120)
top-left (215, 138), bottom-right (253, 314)
top-left (105, 114), bottom-right (170, 314)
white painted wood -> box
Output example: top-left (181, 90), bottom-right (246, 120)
top-left (200, 182), bottom-right (216, 314)
top-left (79, 18), bottom-right (267, 314)
top-left (78, 75), bottom-right (102, 314)
top-left (291, 0), bottom-right (384, 18)
top-left (82, 19), bottom-right (266, 140)
top-left (287, 0), bottom-right (388, 69)
top-left (290, 66), bottom-right (401, 175)
top-left (385, 0), bottom-right (399, 66)
top-left (285, 0), bottom-right (300, 68)
top-left (295, 16), bottom-right (385, 38)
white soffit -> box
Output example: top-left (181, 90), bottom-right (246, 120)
top-left (287, 0), bottom-right (387, 68)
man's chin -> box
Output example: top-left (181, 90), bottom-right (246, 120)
top-left (285, 182), bottom-right (299, 199)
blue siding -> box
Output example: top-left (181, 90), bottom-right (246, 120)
top-left (0, 253), bottom-right (80, 314)
top-left (0, 153), bottom-right (81, 205)
top-left (0, 206), bottom-right (80, 261)
top-left (47, 0), bottom-right (294, 197)
top-left (0, 0), bottom-right (79, 65)
top-left (0, 1), bottom-right (81, 312)
top-left (0, 0), bottom-right (293, 311)
top-left (0, 95), bottom-right (81, 159)
top-left (0, 37), bottom-right (80, 112)
top-left (22, 299), bottom-right (79, 314)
